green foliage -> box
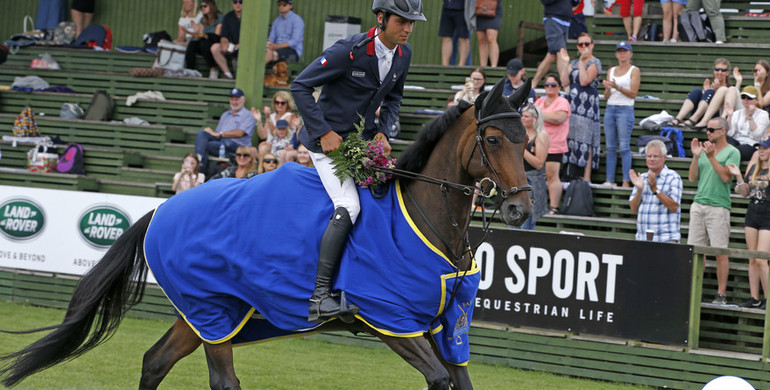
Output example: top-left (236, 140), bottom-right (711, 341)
top-left (0, 302), bottom-right (650, 389)
top-left (328, 115), bottom-right (396, 187)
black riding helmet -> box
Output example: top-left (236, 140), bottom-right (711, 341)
top-left (372, 0), bottom-right (427, 21)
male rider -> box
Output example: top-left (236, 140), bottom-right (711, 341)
top-left (290, 0), bottom-right (426, 323)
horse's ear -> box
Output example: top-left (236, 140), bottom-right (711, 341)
top-left (482, 77), bottom-right (507, 109)
top-left (474, 91), bottom-right (489, 113)
top-left (508, 78), bottom-right (531, 110)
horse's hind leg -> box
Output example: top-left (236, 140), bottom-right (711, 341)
top-left (139, 319), bottom-right (202, 390)
top-left (203, 341), bottom-right (240, 390)
top-left (376, 334), bottom-right (451, 390)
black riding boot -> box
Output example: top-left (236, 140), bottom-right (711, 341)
top-left (308, 207), bottom-right (359, 323)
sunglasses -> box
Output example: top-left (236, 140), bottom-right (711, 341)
top-left (741, 95), bottom-right (755, 100)
top-left (714, 67), bottom-right (729, 72)
top-left (544, 82), bottom-right (558, 87)
top-left (235, 153), bottom-right (250, 158)
top-left (264, 158), bottom-right (278, 164)
top-left (201, 3), bottom-right (208, 7)
top-left (232, 0), bottom-right (242, 4)
top-left (273, 100), bottom-right (287, 105)
top-left (706, 127), bottom-right (723, 133)
top-left (576, 42), bottom-right (592, 47)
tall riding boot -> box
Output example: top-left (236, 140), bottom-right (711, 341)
top-left (308, 207), bottom-right (359, 323)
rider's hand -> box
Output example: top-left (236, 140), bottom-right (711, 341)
top-left (320, 131), bottom-right (343, 153)
top-left (374, 133), bottom-right (391, 157)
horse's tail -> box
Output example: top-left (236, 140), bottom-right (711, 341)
top-left (0, 210), bottom-right (154, 387)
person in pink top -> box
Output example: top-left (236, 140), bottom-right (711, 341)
top-left (534, 73), bottom-right (571, 214)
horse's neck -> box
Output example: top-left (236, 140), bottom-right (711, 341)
top-left (401, 119), bottom-right (475, 268)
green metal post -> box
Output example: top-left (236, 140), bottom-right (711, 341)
top-left (237, 0), bottom-right (271, 147)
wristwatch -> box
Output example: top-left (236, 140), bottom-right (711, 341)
top-left (652, 190), bottom-right (659, 195)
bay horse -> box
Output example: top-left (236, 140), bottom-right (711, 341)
top-left (0, 78), bottom-right (532, 390)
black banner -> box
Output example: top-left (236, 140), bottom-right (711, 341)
top-left (470, 228), bottom-right (693, 346)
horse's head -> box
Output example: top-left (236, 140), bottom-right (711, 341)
top-left (461, 76), bottom-right (533, 226)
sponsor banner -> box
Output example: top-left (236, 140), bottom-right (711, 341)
top-left (0, 186), bottom-right (164, 278)
top-left (470, 228), bottom-right (693, 346)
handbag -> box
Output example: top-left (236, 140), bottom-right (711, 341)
top-left (475, 0), bottom-right (497, 18)
top-left (155, 40), bottom-right (186, 71)
top-left (13, 107), bottom-right (40, 137)
top-left (27, 139), bottom-right (59, 173)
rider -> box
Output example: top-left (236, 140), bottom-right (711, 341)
top-left (290, 0), bottom-right (426, 323)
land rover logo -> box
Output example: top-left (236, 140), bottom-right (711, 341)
top-left (78, 206), bottom-right (131, 248)
top-left (0, 199), bottom-right (45, 240)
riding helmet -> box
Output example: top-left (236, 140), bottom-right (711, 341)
top-left (372, 0), bottom-right (427, 21)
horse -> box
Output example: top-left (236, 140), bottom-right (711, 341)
top-left (0, 77), bottom-right (532, 390)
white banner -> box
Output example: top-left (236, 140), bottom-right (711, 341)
top-left (0, 185), bottom-right (165, 277)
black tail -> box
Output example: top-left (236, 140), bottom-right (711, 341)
top-left (0, 210), bottom-right (154, 387)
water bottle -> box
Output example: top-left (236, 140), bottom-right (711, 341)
top-left (218, 142), bottom-right (226, 159)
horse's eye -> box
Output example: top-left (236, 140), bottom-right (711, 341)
top-left (486, 136), bottom-right (500, 146)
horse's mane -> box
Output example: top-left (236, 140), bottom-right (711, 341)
top-left (395, 101), bottom-right (472, 176)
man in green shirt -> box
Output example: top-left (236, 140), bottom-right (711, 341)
top-left (688, 116), bottom-right (741, 305)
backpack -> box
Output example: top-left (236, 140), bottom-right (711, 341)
top-left (56, 143), bottom-right (85, 174)
top-left (659, 126), bottom-right (685, 157)
top-left (70, 24), bottom-right (112, 49)
top-left (560, 178), bottom-right (595, 216)
top-left (84, 90), bottom-right (115, 121)
top-left (13, 107), bottom-right (40, 137)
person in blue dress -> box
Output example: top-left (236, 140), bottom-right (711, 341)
top-left (560, 32), bottom-right (601, 182)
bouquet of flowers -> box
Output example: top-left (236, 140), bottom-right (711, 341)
top-left (329, 116), bottom-right (397, 187)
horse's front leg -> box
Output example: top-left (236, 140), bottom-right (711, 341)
top-left (139, 319), bottom-right (202, 390)
top-left (426, 335), bottom-right (473, 390)
top-left (203, 341), bottom-right (240, 390)
top-left (376, 333), bottom-right (450, 390)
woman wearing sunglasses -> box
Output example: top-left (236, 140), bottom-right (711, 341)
top-left (602, 41), bottom-right (640, 188)
top-left (258, 152), bottom-right (280, 174)
top-left (734, 60), bottom-right (770, 112)
top-left (252, 90), bottom-right (300, 158)
top-left (184, 0), bottom-right (224, 78)
top-left (668, 58), bottom-right (738, 130)
top-left (559, 32), bottom-right (601, 183)
top-left (534, 73), bottom-right (571, 214)
top-left (208, 145), bottom-right (258, 180)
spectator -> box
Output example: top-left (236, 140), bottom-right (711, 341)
top-left (629, 139), bottom-right (683, 242)
top-left (266, 0), bottom-right (304, 64)
top-left (185, 0), bottom-right (224, 78)
top-left (618, 0), bottom-right (645, 41)
top-left (602, 40), bottom-right (640, 187)
top-left (559, 32), bottom-right (601, 182)
top-left (727, 86), bottom-right (770, 161)
top-left (176, 0), bottom-right (203, 45)
top-left (669, 58), bottom-right (738, 129)
top-left (661, 0), bottom-right (684, 43)
top-left (209, 145), bottom-right (259, 179)
top-left (258, 152), bottom-right (279, 174)
top-left (194, 88), bottom-right (257, 173)
top-left (476, 0), bottom-right (503, 67)
top-left (296, 143), bottom-right (314, 168)
top-left (451, 68), bottom-right (486, 105)
top-left (688, 116), bottom-right (741, 305)
top-left (172, 152), bottom-right (205, 194)
top-left (71, 0), bottom-right (95, 38)
top-left (211, 0), bottom-right (243, 79)
top-left (532, 0), bottom-right (578, 88)
top-left (271, 119), bottom-right (296, 163)
top-left (735, 60), bottom-right (770, 111)
top-left (255, 90), bottom-right (300, 158)
top-left (727, 136), bottom-right (770, 308)
top-left (685, 0), bottom-right (725, 44)
top-left (439, 0), bottom-right (470, 66)
top-left (534, 74), bottom-right (571, 214)
top-left (503, 58), bottom-right (537, 105)
top-left (520, 104), bottom-right (551, 229)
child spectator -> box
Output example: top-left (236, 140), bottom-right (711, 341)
top-left (271, 119), bottom-right (296, 163)
top-left (172, 152), bottom-right (205, 194)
